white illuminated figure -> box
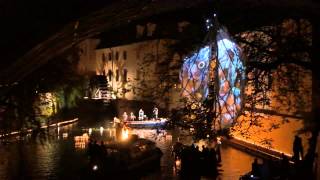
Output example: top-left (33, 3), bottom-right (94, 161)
top-left (130, 112), bottom-right (136, 121)
top-left (123, 112), bottom-right (128, 121)
top-left (138, 109), bottom-right (144, 121)
top-left (153, 107), bottom-right (159, 119)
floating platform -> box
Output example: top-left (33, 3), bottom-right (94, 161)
top-left (124, 118), bottom-right (168, 128)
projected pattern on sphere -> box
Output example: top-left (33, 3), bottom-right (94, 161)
top-left (180, 28), bottom-right (245, 128)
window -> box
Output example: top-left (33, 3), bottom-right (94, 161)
top-left (123, 51), bottom-right (127, 60)
top-left (102, 53), bottom-right (106, 63)
top-left (146, 23), bottom-right (156, 37)
top-left (108, 52), bottom-right (112, 61)
top-left (116, 69), bottom-right (119, 81)
top-left (115, 52), bottom-right (119, 60)
top-left (136, 25), bottom-right (145, 38)
top-left (123, 69), bottom-right (128, 82)
top-left (108, 70), bottom-right (112, 81)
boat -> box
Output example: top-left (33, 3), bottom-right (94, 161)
top-left (87, 136), bottom-right (163, 177)
top-left (124, 118), bottom-right (169, 128)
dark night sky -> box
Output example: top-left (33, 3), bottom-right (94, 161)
top-left (0, 0), bottom-right (117, 68)
top-left (0, 0), bottom-right (210, 71)
top-left (0, 0), bottom-right (318, 71)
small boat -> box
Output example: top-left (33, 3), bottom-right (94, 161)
top-left (87, 136), bottom-right (163, 177)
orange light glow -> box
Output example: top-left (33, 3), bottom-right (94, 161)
top-left (121, 128), bottom-right (129, 141)
top-left (74, 133), bottom-right (89, 149)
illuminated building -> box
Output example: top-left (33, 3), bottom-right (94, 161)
top-left (77, 22), bottom-right (187, 110)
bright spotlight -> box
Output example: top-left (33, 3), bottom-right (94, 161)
top-left (121, 128), bottom-right (129, 140)
top-left (100, 127), bottom-right (104, 136)
top-left (92, 165), bottom-right (98, 171)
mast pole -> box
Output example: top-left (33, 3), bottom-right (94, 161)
top-left (205, 13), bottom-right (219, 134)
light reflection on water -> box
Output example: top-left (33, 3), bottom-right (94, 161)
top-left (0, 121), bottom-right (255, 179)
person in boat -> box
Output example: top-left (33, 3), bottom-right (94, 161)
top-left (138, 109), bottom-right (144, 121)
top-left (153, 107), bottom-right (159, 119)
top-left (130, 112), bottom-right (136, 121)
top-left (114, 117), bottom-right (121, 124)
top-left (123, 112), bottom-right (128, 121)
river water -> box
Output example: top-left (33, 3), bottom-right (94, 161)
top-left (0, 118), bottom-right (255, 179)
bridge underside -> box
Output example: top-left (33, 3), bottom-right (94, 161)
top-left (0, 0), bottom-right (318, 93)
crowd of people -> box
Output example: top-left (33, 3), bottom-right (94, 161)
top-left (249, 157), bottom-right (288, 179)
top-left (243, 134), bottom-right (316, 179)
top-left (121, 107), bottom-right (159, 121)
top-left (172, 142), bottom-right (221, 177)
top-left (87, 139), bottom-right (108, 162)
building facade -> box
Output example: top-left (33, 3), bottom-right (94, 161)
top-left (78, 38), bottom-right (183, 110)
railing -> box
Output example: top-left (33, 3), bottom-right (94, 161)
top-left (0, 118), bottom-right (78, 139)
top-left (222, 136), bottom-right (293, 163)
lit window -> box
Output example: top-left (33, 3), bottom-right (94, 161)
top-left (116, 69), bottom-right (119, 81)
top-left (123, 51), bottom-right (127, 60)
top-left (108, 70), bottom-right (112, 81)
top-left (102, 53), bottom-right (106, 62)
top-left (108, 52), bottom-right (112, 61)
top-left (136, 25), bottom-right (145, 38)
top-left (146, 23), bottom-right (156, 37)
top-left (123, 69), bottom-right (128, 82)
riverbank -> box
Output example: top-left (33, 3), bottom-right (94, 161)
top-left (0, 118), bottom-right (79, 139)
top-left (222, 136), bottom-right (293, 163)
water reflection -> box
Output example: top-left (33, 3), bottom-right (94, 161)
top-left (0, 120), bottom-right (255, 179)
top-left (99, 127), bottom-right (104, 136)
top-left (74, 133), bottom-right (89, 149)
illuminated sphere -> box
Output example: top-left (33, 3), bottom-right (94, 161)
top-left (216, 31), bottom-right (245, 128)
top-left (180, 28), bottom-right (245, 129)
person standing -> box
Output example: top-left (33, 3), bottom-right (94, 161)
top-left (139, 109), bottom-right (144, 121)
top-left (130, 112), bottom-right (136, 121)
top-left (293, 135), bottom-right (304, 162)
top-left (123, 112), bottom-right (128, 121)
top-left (153, 107), bottom-right (159, 119)
top-left (251, 158), bottom-right (260, 177)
